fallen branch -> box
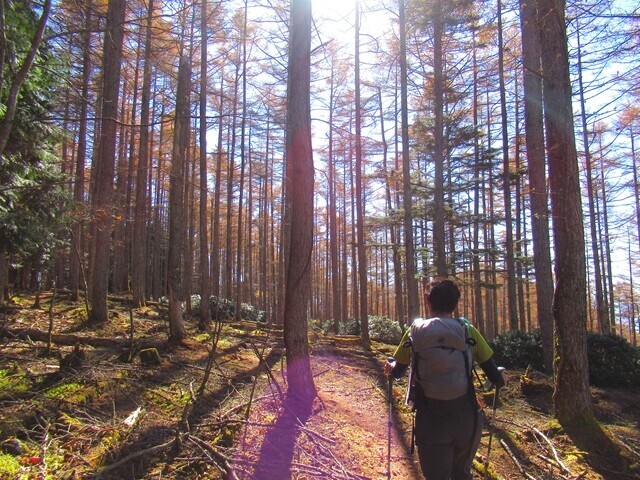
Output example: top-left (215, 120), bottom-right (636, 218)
top-left (0, 327), bottom-right (158, 349)
top-left (94, 438), bottom-right (175, 478)
top-left (530, 425), bottom-right (571, 474)
top-left (534, 453), bottom-right (570, 479)
top-left (609, 430), bottom-right (640, 460)
top-left (188, 434), bottom-right (240, 480)
top-left (499, 439), bottom-right (538, 480)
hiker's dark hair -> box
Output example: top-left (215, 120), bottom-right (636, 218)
top-left (424, 278), bottom-right (460, 313)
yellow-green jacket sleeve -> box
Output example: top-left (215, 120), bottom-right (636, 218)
top-left (469, 325), bottom-right (494, 364)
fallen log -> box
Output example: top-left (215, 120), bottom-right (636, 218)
top-left (0, 327), bottom-right (159, 349)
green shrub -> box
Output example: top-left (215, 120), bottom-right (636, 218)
top-left (308, 316), bottom-right (402, 344)
top-left (587, 333), bottom-right (640, 387)
top-left (341, 318), bottom-right (361, 336)
top-left (489, 330), bottom-right (640, 388)
top-left (368, 316), bottom-right (402, 344)
top-left (489, 330), bottom-right (545, 371)
top-left (207, 296), bottom-right (266, 322)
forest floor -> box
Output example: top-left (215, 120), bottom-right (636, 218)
top-left (0, 291), bottom-right (639, 480)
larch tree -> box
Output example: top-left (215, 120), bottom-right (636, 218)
top-left (198, 0), bottom-right (210, 328)
top-left (283, 0), bottom-right (317, 404)
top-left (431, 0), bottom-right (447, 277)
top-left (89, 0), bottom-right (126, 324)
top-left (575, 22), bottom-right (609, 335)
top-left (69, 1), bottom-right (93, 302)
top-left (538, 0), bottom-right (594, 425)
top-left (399, 0), bottom-right (420, 321)
top-left (518, 0), bottom-right (554, 372)
top-left (132, 0), bottom-right (155, 308)
top-left (497, 0), bottom-right (518, 330)
top-left (354, 0), bottom-right (370, 346)
top-left (167, 55), bottom-right (191, 344)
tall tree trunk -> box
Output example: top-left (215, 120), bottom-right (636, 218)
top-left (398, 0), bottom-right (419, 320)
top-left (235, 0), bottom-right (249, 321)
top-left (354, 0), bottom-right (369, 345)
top-left (167, 56), bottom-right (191, 344)
top-left (597, 134), bottom-right (616, 331)
top-left (283, 0), bottom-right (317, 402)
top-left (432, 1), bottom-right (447, 277)
top-left (225, 62), bottom-right (239, 300)
top-left (70, 3), bottom-right (93, 301)
top-left (379, 85), bottom-right (406, 328)
top-left (628, 236), bottom-right (637, 346)
top-left (631, 121), bottom-right (640, 343)
top-left (576, 24), bottom-right (608, 334)
top-left (497, 0), bottom-right (518, 330)
top-left (211, 74), bottom-right (225, 300)
top-left (519, 0), bottom-right (554, 371)
top-left (133, 0), bottom-right (154, 308)
top-left (151, 101), bottom-right (166, 301)
top-left (198, 0), bottom-right (210, 328)
top-left (89, 0), bottom-right (126, 323)
top-left (328, 66), bottom-right (342, 333)
top-left (485, 89), bottom-right (498, 338)
top-left (514, 78), bottom-right (527, 330)
top-left (471, 29), bottom-right (485, 333)
top-left (538, 0), bottom-right (594, 425)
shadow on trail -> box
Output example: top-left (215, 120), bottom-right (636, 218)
top-left (251, 392), bottom-right (314, 480)
top-left (564, 422), bottom-right (638, 480)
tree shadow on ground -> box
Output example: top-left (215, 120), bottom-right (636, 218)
top-left (251, 392), bottom-right (314, 480)
top-left (565, 421), bottom-right (639, 480)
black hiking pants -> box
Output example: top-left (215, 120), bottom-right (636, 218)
top-left (414, 394), bottom-right (482, 480)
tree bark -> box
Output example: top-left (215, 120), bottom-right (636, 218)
top-left (519, 0), bottom-right (554, 372)
top-left (471, 30), bottom-right (485, 334)
top-left (198, 0), bottom-right (211, 328)
top-left (283, 0), bottom-right (317, 403)
top-left (328, 65), bottom-right (342, 333)
top-left (399, 0), bottom-right (420, 320)
top-left (132, 0), bottom-right (155, 308)
top-left (89, 0), bottom-right (126, 323)
top-left (497, 0), bottom-right (518, 330)
top-left (167, 56), bottom-right (191, 344)
top-left (432, 1), bottom-right (447, 278)
top-left (211, 74), bottom-right (225, 301)
top-left (69, 3), bottom-right (93, 301)
top-left (538, 0), bottom-right (594, 426)
top-left (354, 0), bottom-right (369, 345)
top-left (575, 24), bottom-right (609, 334)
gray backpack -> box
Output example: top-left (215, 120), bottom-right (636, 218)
top-left (407, 316), bottom-right (473, 402)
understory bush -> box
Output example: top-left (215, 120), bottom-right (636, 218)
top-left (587, 333), bottom-right (640, 387)
top-left (368, 315), bottom-right (403, 344)
top-left (200, 295), bottom-right (266, 322)
top-left (309, 316), bottom-right (402, 344)
top-left (489, 329), bottom-right (545, 372)
top-left (489, 329), bottom-right (640, 388)
top-left (309, 318), bottom-right (360, 336)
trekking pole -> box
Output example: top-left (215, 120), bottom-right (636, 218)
top-left (386, 358), bottom-right (395, 480)
top-left (484, 385), bottom-right (501, 479)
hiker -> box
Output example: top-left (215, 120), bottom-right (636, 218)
top-left (386, 278), bottom-right (504, 480)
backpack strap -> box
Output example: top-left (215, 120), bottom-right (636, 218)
top-left (457, 318), bottom-right (481, 445)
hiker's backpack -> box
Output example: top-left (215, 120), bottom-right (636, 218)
top-left (407, 317), bottom-right (474, 402)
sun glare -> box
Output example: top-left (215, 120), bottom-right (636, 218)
top-left (311, 0), bottom-right (394, 46)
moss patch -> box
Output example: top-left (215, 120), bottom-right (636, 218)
top-left (44, 381), bottom-right (97, 405)
top-left (0, 368), bottom-right (32, 400)
top-left (0, 452), bottom-right (20, 477)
